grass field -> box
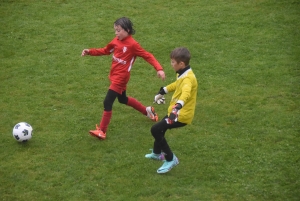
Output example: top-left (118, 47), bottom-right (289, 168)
top-left (0, 0), bottom-right (299, 200)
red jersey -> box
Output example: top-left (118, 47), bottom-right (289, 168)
top-left (88, 35), bottom-right (163, 90)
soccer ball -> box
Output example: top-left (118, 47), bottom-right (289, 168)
top-left (12, 122), bottom-right (33, 142)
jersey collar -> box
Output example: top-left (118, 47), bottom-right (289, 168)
top-left (177, 65), bottom-right (191, 76)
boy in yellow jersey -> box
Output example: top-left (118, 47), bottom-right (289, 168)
top-left (145, 47), bottom-right (198, 174)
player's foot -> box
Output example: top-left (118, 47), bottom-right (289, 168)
top-left (157, 154), bottom-right (179, 174)
top-left (146, 106), bottom-right (158, 122)
top-left (89, 124), bottom-right (106, 140)
top-left (145, 149), bottom-right (165, 161)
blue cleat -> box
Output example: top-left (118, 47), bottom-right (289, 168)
top-left (157, 154), bottom-right (179, 174)
top-left (145, 149), bottom-right (165, 161)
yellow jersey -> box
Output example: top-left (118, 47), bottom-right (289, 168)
top-left (165, 68), bottom-right (198, 124)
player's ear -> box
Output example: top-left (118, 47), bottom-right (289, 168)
top-left (180, 61), bottom-right (185, 67)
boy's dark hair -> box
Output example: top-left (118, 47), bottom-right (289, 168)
top-left (114, 17), bottom-right (135, 35)
top-left (170, 47), bottom-right (191, 66)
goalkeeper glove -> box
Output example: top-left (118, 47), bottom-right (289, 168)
top-left (154, 95), bottom-right (165, 104)
top-left (153, 87), bottom-right (166, 104)
top-left (167, 103), bottom-right (182, 124)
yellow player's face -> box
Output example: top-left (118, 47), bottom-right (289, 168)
top-left (114, 25), bottom-right (129, 40)
top-left (171, 59), bottom-right (185, 72)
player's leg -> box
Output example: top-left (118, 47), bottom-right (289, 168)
top-left (117, 90), bottom-right (128, 105)
top-left (100, 89), bottom-right (118, 132)
top-left (148, 116), bottom-right (186, 173)
top-left (145, 118), bottom-right (168, 160)
top-left (118, 91), bottom-right (158, 121)
top-left (151, 116), bottom-right (185, 159)
top-left (89, 89), bottom-right (118, 139)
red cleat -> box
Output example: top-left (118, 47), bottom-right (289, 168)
top-left (89, 124), bottom-right (106, 140)
top-left (146, 106), bottom-right (158, 122)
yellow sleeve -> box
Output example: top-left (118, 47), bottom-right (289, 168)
top-left (165, 81), bottom-right (177, 93)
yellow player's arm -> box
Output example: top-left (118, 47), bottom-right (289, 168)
top-left (165, 81), bottom-right (176, 93)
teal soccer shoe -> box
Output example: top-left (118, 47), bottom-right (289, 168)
top-left (157, 154), bottom-right (179, 174)
top-left (145, 149), bottom-right (165, 161)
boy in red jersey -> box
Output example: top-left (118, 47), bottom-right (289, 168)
top-left (81, 17), bottom-right (165, 140)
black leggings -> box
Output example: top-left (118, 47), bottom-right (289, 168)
top-left (151, 115), bottom-right (186, 161)
top-left (103, 89), bottom-right (128, 111)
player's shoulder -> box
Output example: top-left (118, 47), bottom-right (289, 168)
top-left (120, 36), bottom-right (138, 48)
top-left (128, 37), bottom-right (139, 46)
top-left (123, 35), bottom-right (137, 42)
top-left (184, 69), bottom-right (197, 84)
top-left (187, 68), bottom-right (196, 77)
top-left (181, 68), bottom-right (194, 77)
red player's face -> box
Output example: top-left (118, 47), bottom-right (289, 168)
top-left (114, 25), bottom-right (129, 40)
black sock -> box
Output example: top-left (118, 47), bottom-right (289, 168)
top-left (160, 138), bottom-right (173, 161)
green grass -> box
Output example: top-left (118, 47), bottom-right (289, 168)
top-left (0, 0), bottom-right (299, 200)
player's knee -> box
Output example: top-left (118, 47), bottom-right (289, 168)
top-left (151, 129), bottom-right (164, 143)
top-left (151, 124), bottom-right (161, 138)
top-left (118, 97), bottom-right (128, 104)
top-left (151, 125), bottom-right (157, 134)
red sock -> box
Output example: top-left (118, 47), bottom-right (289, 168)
top-left (127, 97), bottom-right (147, 115)
top-left (100, 111), bottom-right (112, 133)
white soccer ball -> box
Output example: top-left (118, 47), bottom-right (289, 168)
top-left (12, 122), bottom-right (33, 142)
